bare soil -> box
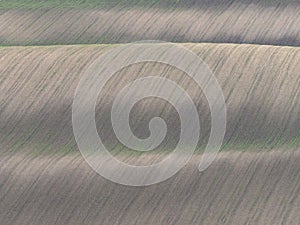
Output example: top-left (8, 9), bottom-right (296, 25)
top-left (0, 44), bottom-right (299, 151)
top-left (0, 4), bottom-right (299, 46)
top-left (0, 148), bottom-right (300, 224)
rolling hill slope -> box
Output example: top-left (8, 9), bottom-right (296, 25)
top-left (0, 3), bottom-right (299, 46)
top-left (0, 43), bottom-right (299, 152)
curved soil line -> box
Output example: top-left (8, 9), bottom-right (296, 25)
top-left (0, 4), bottom-right (299, 46)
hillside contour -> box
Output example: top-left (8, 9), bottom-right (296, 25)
top-left (0, 3), bottom-right (299, 46)
top-left (0, 1), bottom-right (299, 224)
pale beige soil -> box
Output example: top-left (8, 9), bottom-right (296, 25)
top-left (0, 43), bottom-right (299, 224)
top-left (0, 148), bottom-right (300, 225)
top-left (0, 4), bottom-right (299, 46)
top-left (0, 44), bottom-right (299, 151)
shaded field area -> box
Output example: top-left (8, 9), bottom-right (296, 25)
top-left (1, 148), bottom-right (300, 224)
top-left (0, 44), bottom-right (300, 225)
top-left (0, 0), bottom-right (298, 9)
top-left (0, 43), bottom-right (299, 153)
top-left (0, 43), bottom-right (299, 224)
top-left (1, 1), bottom-right (299, 224)
top-left (0, 4), bottom-right (299, 46)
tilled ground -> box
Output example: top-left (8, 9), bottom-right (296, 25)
top-left (0, 3), bottom-right (299, 46)
top-left (0, 44), bottom-right (299, 151)
top-left (0, 42), bottom-right (299, 224)
top-left (0, 148), bottom-right (300, 225)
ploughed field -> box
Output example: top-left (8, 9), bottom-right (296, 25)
top-left (1, 149), bottom-right (300, 225)
top-left (0, 1), bottom-right (300, 224)
top-left (0, 44), bottom-right (299, 224)
top-left (1, 44), bottom-right (299, 150)
top-left (0, 3), bottom-right (299, 46)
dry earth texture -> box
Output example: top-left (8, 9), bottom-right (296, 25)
top-left (0, 0), bottom-right (298, 9)
top-left (0, 43), bottom-right (300, 224)
top-left (0, 148), bottom-right (300, 225)
top-left (0, 43), bottom-right (299, 151)
top-left (0, 3), bottom-right (299, 46)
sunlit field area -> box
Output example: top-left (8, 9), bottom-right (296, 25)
top-left (0, 1), bottom-right (299, 224)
